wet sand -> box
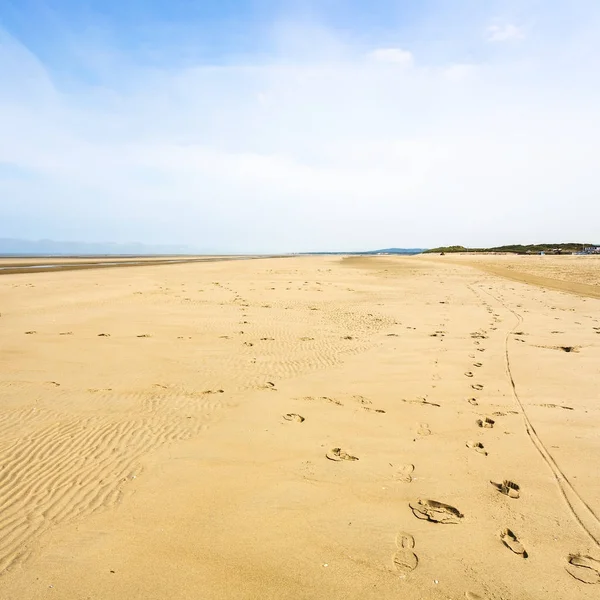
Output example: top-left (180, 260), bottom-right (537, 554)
top-left (0, 255), bottom-right (270, 275)
top-left (0, 254), bottom-right (599, 599)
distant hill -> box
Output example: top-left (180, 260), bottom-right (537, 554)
top-left (0, 238), bottom-right (201, 256)
top-left (301, 248), bottom-right (427, 256)
top-left (424, 243), bottom-right (598, 255)
top-left (362, 248), bottom-right (426, 255)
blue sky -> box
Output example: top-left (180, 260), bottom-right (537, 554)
top-left (1, 1), bottom-right (599, 252)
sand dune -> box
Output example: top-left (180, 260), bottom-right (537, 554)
top-left (0, 255), bottom-right (599, 598)
top-left (423, 252), bottom-right (600, 298)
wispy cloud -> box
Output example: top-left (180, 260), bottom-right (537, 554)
top-left (486, 24), bottom-right (525, 42)
top-left (367, 47), bottom-right (413, 66)
top-left (443, 63), bottom-right (477, 81)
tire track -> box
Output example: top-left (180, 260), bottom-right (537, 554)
top-left (476, 283), bottom-right (600, 547)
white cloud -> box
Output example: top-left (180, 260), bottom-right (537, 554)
top-left (443, 63), bottom-right (477, 81)
top-left (367, 47), bottom-right (413, 67)
top-left (486, 24), bottom-right (525, 42)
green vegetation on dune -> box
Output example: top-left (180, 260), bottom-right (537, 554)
top-left (424, 243), bottom-right (598, 255)
top-left (423, 245), bottom-right (469, 254)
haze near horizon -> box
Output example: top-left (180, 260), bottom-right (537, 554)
top-left (1, 1), bottom-right (599, 253)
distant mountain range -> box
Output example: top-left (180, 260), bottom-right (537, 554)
top-left (0, 238), bottom-right (201, 256)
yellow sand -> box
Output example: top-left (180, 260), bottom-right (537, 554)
top-left (0, 254), bottom-right (599, 599)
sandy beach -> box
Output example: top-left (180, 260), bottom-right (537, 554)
top-left (0, 254), bottom-right (599, 599)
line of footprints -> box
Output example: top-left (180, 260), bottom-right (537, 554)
top-left (280, 321), bottom-right (600, 591)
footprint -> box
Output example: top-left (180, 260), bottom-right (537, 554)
top-left (468, 398), bottom-right (479, 406)
top-left (59, 331), bottom-right (73, 335)
top-left (355, 395), bottom-right (372, 405)
top-left (476, 417), bottom-right (495, 428)
top-left (491, 480), bottom-right (520, 499)
top-left (566, 554), bottom-right (600, 584)
top-left (260, 382), bottom-right (277, 390)
top-left (299, 396), bottom-right (342, 406)
top-left (409, 499), bottom-right (463, 524)
top-left (137, 334), bottom-right (151, 338)
top-left (465, 593), bottom-right (487, 600)
top-left (97, 333), bottom-right (110, 337)
top-left (363, 406), bottom-right (386, 414)
top-left (283, 413), bottom-right (305, 423)
top-left (403, 397), bottom-right (440, 407)
top-left (394, 464), bottom-right (415, 483)
top-left (326, 448), bottom-right (359, 461)
top-left (499, 528), bottom-right (528, 558)
top-left (473, 362), bottom-right (482, 367)
top-left (466, 441), bottom-right (488, 455)
top-left (393, 549), bottom-right (418, 577)
top-left (395, 532), bottom-right (415, 549)
top-left (472, 384), bottom-right (484, 391)
top-left (465, 371), bottom-right (474, 378)
top-left (417, 423), bottom-right (431, 436)
top-left (393, 532), bottom-right (418, 577)
top-left (24, 331), bottom-right (37, 335)
top-left (323, 396), bottom-right (343, 406)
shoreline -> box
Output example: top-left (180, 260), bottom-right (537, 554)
top-left (0, 255), bottom-right (283, 275)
